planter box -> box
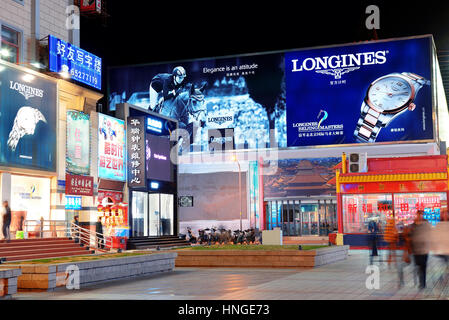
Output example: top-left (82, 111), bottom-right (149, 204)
top-left (0, 267), bottom-right (22, 299)
top-left (3, 252), bottom-right (177, 292)
top-left (174, 246), bottom-right (349, 268)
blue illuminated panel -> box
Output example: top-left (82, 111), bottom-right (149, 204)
top-left (65, 195), bottom-right (82, 210)
top-left (49, 35), bottom-right (102, 90)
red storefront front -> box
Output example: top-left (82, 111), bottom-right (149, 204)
top-left (336, 154), bottom-right (448, 248)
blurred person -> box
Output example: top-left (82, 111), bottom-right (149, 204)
top-left (368, 215), bottom-right (379, 264)
top-left (96, 216), bottom-right (104, 249)
top-left (409, 210), bottom-right (432, 289)
top-left (433, 208), bottom-right (449, 270)
top-left (384, 217), bottom-right (399, 267)
top-left (2, 201), bottom-right (11, 242)
top-left (397, 221), bottom-right (413, 287)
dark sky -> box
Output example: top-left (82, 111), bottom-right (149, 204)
top-left (79, 1), bottom-right (449, 105)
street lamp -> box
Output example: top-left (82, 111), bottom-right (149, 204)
top-left (232, 155), bottom-right (242, 231)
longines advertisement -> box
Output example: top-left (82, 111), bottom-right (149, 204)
top-left (108, 36), bottom-right (434, 150)
top-left (285, 36), bottom-right (433, 147)
top-left (0, 64), bottom-right (57, 171)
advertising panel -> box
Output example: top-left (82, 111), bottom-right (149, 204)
top-left (0, 63), bottom-right (57, 171)
top-left (11, 175), bottom-right (50, 221)
top-left (127, 116), bottom-right (146, 188)
top-left (65, 195), bottom-right (82, 210)
top-left (109, 36), bottom-right (434, 150)
top-left (66, 110), bottom-right (90, 175)
top-left (65, 173), bottom-right (94, 196)
top-left (146, 134), bottom-right (172, 182)
top-left (108, 53), bottom-right (286, 150)
top-left (285, 37), bottom-right (433, 147)
top-left (49, 35), bottom-right (102, 90)
top-left (98, 114), bottom-right (126, 181)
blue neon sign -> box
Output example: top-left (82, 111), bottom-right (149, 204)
top-left (147, 117), bottom-right (163, 133)
top-left (65, 195), bottom-right (82, 210)
top-left (49, 35), bottom-right (102, 90)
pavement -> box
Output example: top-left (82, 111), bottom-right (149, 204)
top-left (12, 250), bottom-right (449, 300)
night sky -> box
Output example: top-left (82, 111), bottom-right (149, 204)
top-left (78, 1), bottom-right (449, 109)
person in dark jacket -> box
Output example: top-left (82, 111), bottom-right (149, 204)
top-left (368, 216), bottom-right (379, 264)
top-left (149, 66), bottom-right (187, 111)
top-left (409, 210), bottom-right (432, 289)
top-left (96, 216), bottom-right (104, 249)
top-left (2, 201), bottom-right (11, 242)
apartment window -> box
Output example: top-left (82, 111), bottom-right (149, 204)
top-left (1, 25), bottom-right (21, 63)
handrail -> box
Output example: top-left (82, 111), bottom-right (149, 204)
top-left (22, 220), bottom-right (115, 252)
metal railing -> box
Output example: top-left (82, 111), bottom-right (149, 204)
top-left (22, 220), bottom-right (114, 252)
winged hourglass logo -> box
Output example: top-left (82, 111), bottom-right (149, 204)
top-left (315, 67), bottom-right (360, 79)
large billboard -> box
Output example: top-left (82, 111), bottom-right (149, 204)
top-left (285, 37), bottom-right (433, 146)
top-left (108, 36), bottom-right (434, 150)
top-left (0, 63), bottom-right (57, 171)
top-left (98, 113), bottom-right (126, 181)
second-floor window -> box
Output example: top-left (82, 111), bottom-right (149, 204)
top-left (1, 25), bottom-right (20, 63)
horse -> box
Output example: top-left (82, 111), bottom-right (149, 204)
top-left (155, 84), bottom-right (206, 136)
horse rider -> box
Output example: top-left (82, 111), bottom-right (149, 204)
top-left (149, 66), bottom-right (187, 112)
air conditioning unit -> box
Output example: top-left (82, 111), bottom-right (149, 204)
top-left (348, 153), bottom-right (368, 173)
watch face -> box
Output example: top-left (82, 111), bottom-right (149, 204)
top-left (367, 76), bottom-right (413, 112)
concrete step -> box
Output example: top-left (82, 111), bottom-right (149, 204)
top-left (2, 249), bottom-right (95, 262)
top-left (0, 237), bottom-right (71, 244)
top-left (0, 246), bottom-right (91, 257)
top-left (0, 239), bottom-right (75, 248)
top-left (0, 243), bottom-right (84, 253)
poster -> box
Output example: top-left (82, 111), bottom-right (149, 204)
top-left (0, 63), bottom-right (57, 171)
top-left (66, 110), bottom-right (90, 175)
top-left (98, 113), bottom-right (126, 181)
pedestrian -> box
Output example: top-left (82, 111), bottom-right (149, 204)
top-left (72, 215), bottom-right (80, 243)
top-left (368, 215), bottom-right (379, 265)
top-left (2, 201), bottom-right (11, 242)
top-left (397, 222), bottom-right (413, 287)
top-left (433, 208), bottom-right (449, 271)
top-left (96, 216), bottom-right (104, 249)
top-left (409, 210), bottom-right (432, 289)
top-left (384, 217), bottom-right (398, 267)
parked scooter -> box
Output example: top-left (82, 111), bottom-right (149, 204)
top-left (186, 227), bottom-right (197, 244)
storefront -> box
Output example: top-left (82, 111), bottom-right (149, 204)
top-left (336, 155), bottom-right (449, 247)
top-left (117, 103), bottom-right (179, 238)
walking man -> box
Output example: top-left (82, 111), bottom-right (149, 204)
top-left (2, 201), bottom-right (11, 242)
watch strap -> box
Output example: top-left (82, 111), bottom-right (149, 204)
top-left (354, 102), bottom-right (386, 143)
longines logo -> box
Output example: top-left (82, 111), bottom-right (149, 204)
top-left (9, 81), bottom-right (44, 100)
top-left (291, 50), bottom-right (388, 79)
top-left (207, 116), bottom-right (233, 126)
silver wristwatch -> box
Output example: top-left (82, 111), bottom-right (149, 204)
top-left (354, 72), bottom-right (430, 143)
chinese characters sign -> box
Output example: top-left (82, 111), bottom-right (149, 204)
top-left (127, 117), bottom-right (146, 188)
top-left (66, 110), bottom-right (90, 175)
top-left (98, 114), bottom-right (126, 181)
top-left (65, 174), bottom-right (94, 196)
top-left (49, 35), bottom-right (102, 90)
top-left (65, 196), bottom-right (82, 210)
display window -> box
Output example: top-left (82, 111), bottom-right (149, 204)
top-left (343, 194), bottom-right (392, 234)
top-left (394, 193), bottom-right (447, 227)
top-left (343, 192), bottom-right (448, 233)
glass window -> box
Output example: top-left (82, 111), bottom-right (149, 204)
top-left (343, 194), bottom-right (393, 233)
top-left (1, 25), bottom-right (20, 63)
top-left (131, 191), bottom-right (148, 237)
top-left (394, 193), bottom-right (447, 228)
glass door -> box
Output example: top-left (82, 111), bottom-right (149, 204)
top-left (149, 193), bottom-right (160, 236)
top-left (131, 191), bottom-right (148, 237)
top-left (148, 193), bottom-right (175, 236)
top-left (301, 204), bottom-right (319, 236)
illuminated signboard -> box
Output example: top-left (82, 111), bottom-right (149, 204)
top-left (65, 195), bottom-right (82, 210)
top-left (98, 114), bottom-right (126, 181)
top-left (66, 110), bottom-right (90, 175)
top-left (147, 117), bottom-right (163, 133)
top-left (49, 35), bottom-right (102, 90)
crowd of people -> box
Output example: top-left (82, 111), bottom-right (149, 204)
top-left (368, 209), bottom-right (449, 289)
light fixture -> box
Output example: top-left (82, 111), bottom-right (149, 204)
top-left (30, 61), bottom-right (44, 69)
top-left (150, 181), bottom-right (159, 190)
top-left (22, 73), bottom-right (35, 82)
top-left (59, 70), bottom-right (71, 79)
top-left (0, 48), bottom-right (11, 57)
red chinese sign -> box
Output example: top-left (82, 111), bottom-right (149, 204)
top-left (97, 190), bottom-right (123, 204)
top-left (66, 174), bottom-right (94, 196)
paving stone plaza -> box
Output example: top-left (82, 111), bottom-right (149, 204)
top-left (13, 250), bottom-right (449, 300)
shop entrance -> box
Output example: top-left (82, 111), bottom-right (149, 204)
top-left (131, 191), bottom-right (174, 237)
top-left (265, 199), bottom-right (337, 236)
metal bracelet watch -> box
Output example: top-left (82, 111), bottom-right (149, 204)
top-left (354, 72), bottom-right (430, 143)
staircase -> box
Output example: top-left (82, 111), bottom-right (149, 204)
top-left (0, 238), bottom-right (95, 262)
top-left (127, 236), bottom-right (191, 250)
